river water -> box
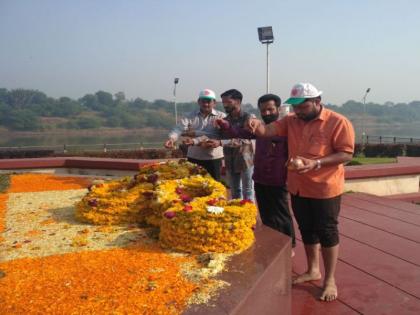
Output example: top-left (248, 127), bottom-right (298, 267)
top-left (0, 130), bottom-right (168, 150)
top-left (0, 124), bottom-right (419, 149)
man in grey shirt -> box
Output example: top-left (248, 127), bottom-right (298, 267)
top-left (164, 89), bottom-right (226, 180)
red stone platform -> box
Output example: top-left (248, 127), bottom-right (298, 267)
top-left (292, 192), bottom-right (420, 315)
top-left (0, 157), bottom-right (168, 171)
top-left (386, 192), bottom-right (420, 203)
top-left (344, 156), bottom-right (420, 180)
top-left (185, 225), bottom-right (291, 315)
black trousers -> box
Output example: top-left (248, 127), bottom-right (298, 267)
top-left (187, 157), bottom-right (222, 181)
top-left (255, 183), bottom-right (296, 247)
top-left (291, 194), bottom-right (341, 248)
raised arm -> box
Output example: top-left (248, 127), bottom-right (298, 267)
top-left (246, 118), bottom-right (279, 138)
top-left (215, 118), bottom-right (255, 140)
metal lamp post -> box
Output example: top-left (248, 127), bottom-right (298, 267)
top-left (257, 26), bottom-right (274, 93)
top-left (362, 88), bottom-right (371, 144)
top-left (173, 77), bottom-right (179, 124)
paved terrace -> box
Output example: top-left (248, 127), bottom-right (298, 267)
top-left (292, 192), bottom-right (420, 315)
top-left (0, 156), bottom-right (419, 314)
top-left (293, 157), bottom-right (420, 314)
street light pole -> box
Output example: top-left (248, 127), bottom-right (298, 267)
top-left (258, 26), bottom-right (274, 94)
top-left (266, 42), bottom-right (270, 93)
top-left (173, 78), bottom-right (179, 124)
top-left (362, 88), bottom-right (371, 144)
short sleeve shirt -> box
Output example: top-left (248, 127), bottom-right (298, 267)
top-left (168, 109), bottom-right (226, 160)
top-left (274, 106), bottom-right (355, 198)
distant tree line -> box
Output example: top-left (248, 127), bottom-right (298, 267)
top-left (0, 88), bottom-right (257, 131)
top-left (0, 88), bottom-right (419, 131)
top-left (326, 100), bottom-right (420, 124)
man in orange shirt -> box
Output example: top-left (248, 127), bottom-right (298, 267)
top-left (247, 83), bottom-right (355, 302)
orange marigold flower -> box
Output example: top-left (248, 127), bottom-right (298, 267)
top-left (8, 174), bottom-right (91, 193)
top-left (0, 244), bottom-right (198, 314)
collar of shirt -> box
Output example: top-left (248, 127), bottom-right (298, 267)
top-left (228, 110), bottom-right (246, 119)
top-left (317, 105), bottom-right (327, 121)
top-left (195, 108), bottom-right (219, 117)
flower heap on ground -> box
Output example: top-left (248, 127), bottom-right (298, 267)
top-left (75, 160), bottom-right (207, 225)
top-left (76, 160), bottom-right (257, 253)
top-left (0, 174), bottom-right (10, 242)
top-left (0, 173), bottom-right (222, 314)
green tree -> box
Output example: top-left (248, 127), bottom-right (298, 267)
top-left (80, 94), bottom-right (99, 110)
top-left (120, 112), bottom-right (147, 128)
top-left (31, 90), bottom-right (48, 106)
top-left (0, 88), bottom-right (8, 104)
top-left (7, 109), bottom-right (41, 131)
top-left (76, 117), bottom-right (102, 129)
top-left (144, 110), bottom-right (173, 128)
top-left (154, 99), bottom-right (172, 111)
top-left (105, 116), bottom-right (122, 127)
top-left (0, 102), bottom-right (11, 125)
top-left (131, 97), bottom-right (149, 110)
top-left (114, 91), bottom-right (126, 106)
top-left (341, 100), bottom-right (364, 115)
top-left (95, 91), bottom-right (113, 107)
top-left (53, 97), bottom-right (83, 117)
top-left (7, 89), bottom-right (35, 109)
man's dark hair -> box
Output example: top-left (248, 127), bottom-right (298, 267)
top-left (257, 94), bottom-right (281, 108)
top-left (220, 89), bottom-right (243, 102)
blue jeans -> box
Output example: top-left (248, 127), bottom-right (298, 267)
top-left (227, 167), bottom-right (254, 201)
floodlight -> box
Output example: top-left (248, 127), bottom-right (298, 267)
top-left (258, 26), bottom-right (274, 43)
top-left (257, 26), bottom-right (274, 92)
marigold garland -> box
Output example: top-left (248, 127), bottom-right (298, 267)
top-left (75, 160), bottom-right (207, 226)
top-left (75, 178), bottom-right (155, 225)
top-left (147, 175), bottom-right (227, 227)
top-left (160, 199), bottom-right (256, 253)
top-left (76, 160), bottom-right (258, 254)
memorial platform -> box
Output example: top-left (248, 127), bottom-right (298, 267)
top-left (185, 225), bottom-right (291, 315)
top-left (344, 156), bottom-right (420, 196)
top-left (1, 157), bottom-right (419, 314)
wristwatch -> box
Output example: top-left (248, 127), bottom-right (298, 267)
top-left (315, 159), bottom-right (322, 170)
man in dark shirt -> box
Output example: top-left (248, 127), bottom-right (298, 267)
top-left (219, 89), bottom-right (254, 201)
top-left (217, 93), bottom-right (295, 249)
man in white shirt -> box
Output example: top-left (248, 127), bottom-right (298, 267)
top-left (164, 89), bottom-right (226, 180)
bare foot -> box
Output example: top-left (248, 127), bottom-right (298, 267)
top-left (292, 271), bottom-right (321, 284)
top-left (320, 280), bottom-right (338, 302)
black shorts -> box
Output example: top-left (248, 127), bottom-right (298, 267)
top-left (255, 183), bottom-right (295, 247)
top-left (291, 194), bottom-right (341, 248)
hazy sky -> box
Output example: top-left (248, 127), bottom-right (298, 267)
top-left (1, 0), bottom-right (420, 106)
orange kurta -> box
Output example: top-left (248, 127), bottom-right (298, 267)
top-left (274, 106), bottom-right (355, 198)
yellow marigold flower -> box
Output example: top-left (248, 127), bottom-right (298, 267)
top-left (75, 160), bottom-right (257, 253)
